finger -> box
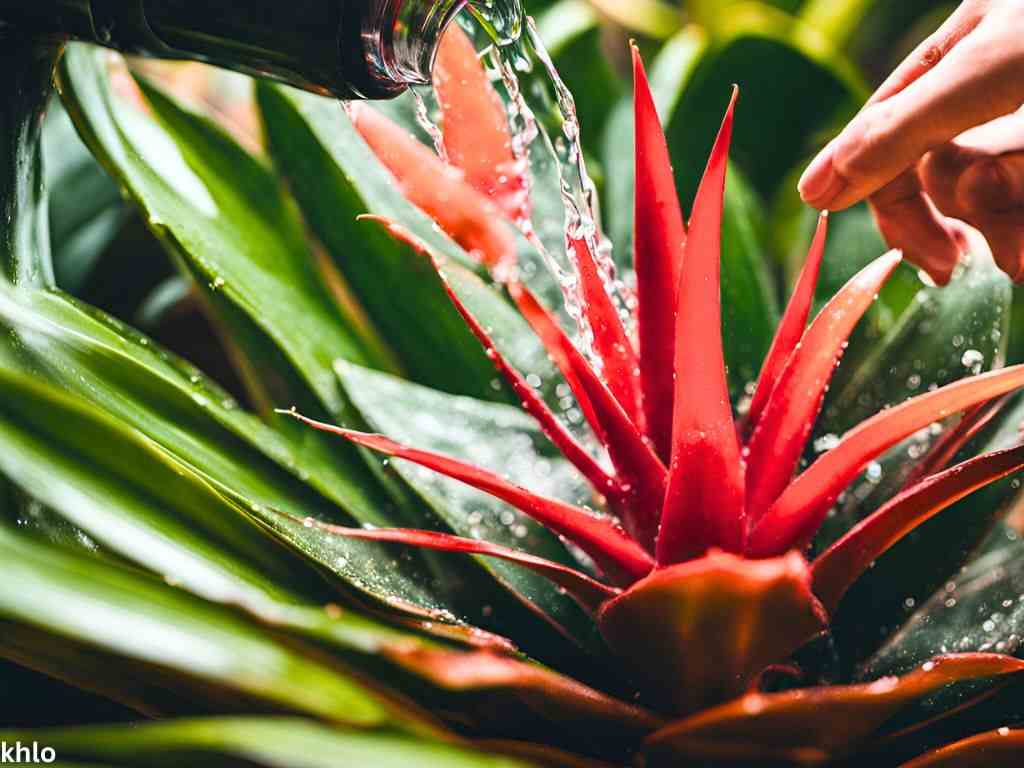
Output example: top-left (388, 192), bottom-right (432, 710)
top-left (921, 116), bottom-right (1024, 280)
top-left (799, 0), bottom-right (984, 207)
top-left (865, 0), bottom-right (985, 107)
top-left (956, 155), bottom-right (1024, 280)
top-left (921, 112), bottom-right (1024, 216)
top-left (868, 169), bottom-right (963, 285)
top-left (801, 20), bottom-right (1024, 211)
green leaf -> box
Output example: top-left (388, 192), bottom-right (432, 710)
top-left (0, 362), bottom-right (328, 607)
top-left (0, 283), bottom-right (468, 615)
top-left (335, 361), bottom-right (601, 652)
top-left (19, 44), bottom-right (589, 643)
top-left (800, 0), bottom-right (878, 47)
top-left (690, 0), bottom-right (807, 31)
top-left (257, 82), bottom-right (560, 406)
top-left (822, 251), bottom-right (1010, 438)
top-left (0, 373), bottom-right (595, 728)
top-left (49, 46), bottom-right (498, 615)
top-left (0, 718), bottom-right (534, 768)
top-left (0, 528), bottom-right (410, 728)
top-left (56, 45), bottom-right (389, 415)
top-left (0, 41), bottom-right (57, 287)
top-left (808, 253), bottom-right (1013, 670)
top-left (810, 248), bottom-right (1008, 537)
top-left (4, 54), bottom-right (593, 645)
top-left (0, 477), bottom-right (108, 558)
top-left (42, 97), bottom-right (129, 294)
top-left (1006, 284), bottom-right (1024, 367)
top-left (861, 524), bottom-right (1024, 683)
top-left (718, 167), bottom-right (780, 393)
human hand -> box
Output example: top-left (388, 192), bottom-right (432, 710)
top-left (799, 0), bottom-right (1024, 283)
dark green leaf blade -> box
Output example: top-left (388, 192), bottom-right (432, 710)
top-left (0, 283), bottom-right (467, 616)
top-left (57, 44), bottom-right (389, 413)
top-left (0, 528), bottom-right (411, 728)
top-left (813, 252), bottom-right (1012, 671)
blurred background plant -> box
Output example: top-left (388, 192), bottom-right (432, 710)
top-left (4, 0), bottom-right (1024, 765)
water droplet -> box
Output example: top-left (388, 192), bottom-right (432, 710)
top-left (961, 349), bottom-right (984, 372)
top-left (814, 434), bottom-right (840, 453)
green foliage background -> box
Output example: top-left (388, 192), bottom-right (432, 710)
top-left (4, 1), bottom-right (1024, 765)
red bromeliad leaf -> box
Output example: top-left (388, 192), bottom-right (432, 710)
top-left (440, 266), bottom-right (622, 498)
top-left (899, 397), bottom-right (1009, 491)
top-left (390, 647), bottom-right (663, 733)
top-left (743, 212), bottom-right (829, 436)
top-left (811, 444), bottom-right (1024, 614)
top-left (509, 283), bottom-right (604, 439)
top-left (748, 364), bottom-right (1024, 557)
top-left (289, 521), bottom-right (620, 612)
top-left (569, 236), bottom-right (645, 430)
top-left (744, 250), bottom-right (903, 522)
top-left (898, 728), bottom-right (1024, 767)
top-left (511, 288), bottom-right (667, 549)
top-left (283, 413), bottom-right (655, 584)
top-left (553, 328), bottom-right (667, 548)
top-left (347, 102), bottom-right (516, 269)
top-left (433, 26), bottom-right (529, 224)
top-left (360, 216), bottom-right (622, 500)
top-left (646, 654), bottom-right (1024, 764)
top-left (599, 551), bottom-right (826, 715)
top-left (632, 45), bottom-right (688, 461)
top-left (657, 88), bottom-right (744, 565)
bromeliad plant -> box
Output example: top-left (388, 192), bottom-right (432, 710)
top-left (268, 28), bottom-right (1024, 765)
top-left (3, 11), bottom-right (1024, 768)
top-left (282, 34), bottom-right (1024, 759)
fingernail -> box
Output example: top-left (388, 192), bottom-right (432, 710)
top-left (799, 145), bottom-right (846, 208)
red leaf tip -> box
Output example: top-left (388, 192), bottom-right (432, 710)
top-left (656, 90), bottom-right (744, 565)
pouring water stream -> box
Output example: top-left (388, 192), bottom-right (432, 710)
top-left (405, 0), bottom-right (634, 369)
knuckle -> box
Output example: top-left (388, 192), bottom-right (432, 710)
top-left (919, 42), bottom-right (945, 70)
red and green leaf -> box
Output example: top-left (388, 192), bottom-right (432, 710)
top-left (646, 655), bottom-right (1024, 763)
top-left (600, 551), bottom-right (826, 715)
top-left (749, 365), bottom-right (1024, 557)
top-left (285, 413), bottom-right (654, 585)
top-left (811, 445), bottom-right (1024, 614)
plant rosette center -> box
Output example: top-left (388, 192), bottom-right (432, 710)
top-left (598, 550), bottom-right (827, 715)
